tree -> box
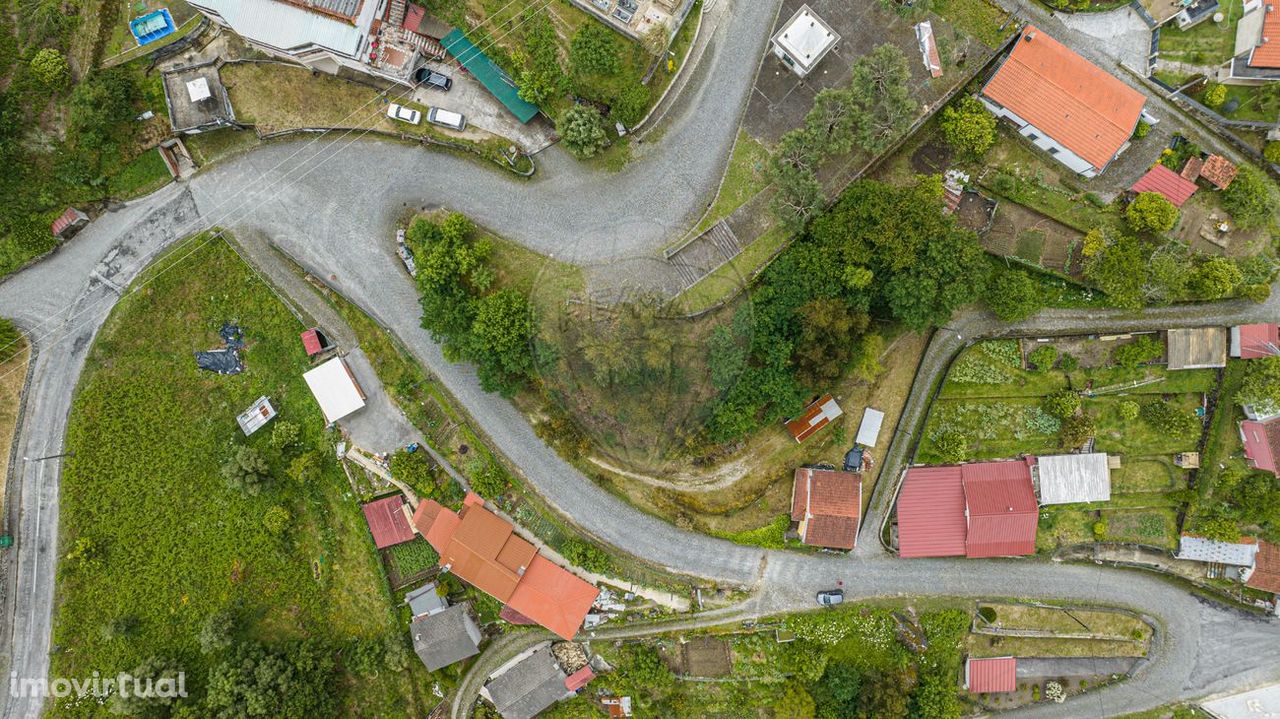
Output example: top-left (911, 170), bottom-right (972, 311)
top-left (1239, 356), bottom-right (1280, 416)
top-left (1059, 413), bottom-right (1096, 447)
top-left (1041, 390), bottom-right (1080, 420)
top-left (29, 48), bottom-right (69, 88)
top-left (1126, 192), bottom-right (1179, 234)
top-left (465, 456), bottom-right (510, 499)
top-left (390, 450), bottom-right (437, 496)
top-left (813, 661), bottom-right (860, 719)
top-left (108, 655), bottom-right (183, 716)
top-left (68, 67), bottom-right (142, 151)
top-left (617, 645), bottom-right (673, 691)
top-left (1085, 234), bottom-right (1147, 308)
top-left (287, 452), bottom-right (322, 484)
top-left (204, 642), bottom-right (336, 719)
top-left (262, 505), bottom-right (291, 536)
top-left (1222, 165), bottom-right (1277, 229)
top-left (849, 45), bottom-right (917, 153)
top-left (268, 421), bottom-right (300, 452)
top-left (515, 12), bottom-right (566, 105)
top-left (776, 682), bottom-right (816, 719)
top-left (199, 608), bottom-right (238, 655)
top-left (793, 297), bottom-right (870, 385)
top-left (983, 267), bottom-right (1042, 322)
top-left (560, 538), bottom-right (612, 574)
top-left (1028, 345), bottom-right (1058, 372)
top-left (1112, 335), bottom-right (1162, 369)
top-left (859, 669), bottom-right (912, 719)
top-left (471, 289), bottom-right (536, 394)
top-left (1081, 228), bottom-right (1106, 258)
top-left (1203, 83), bottom-right (1227, 109)
top-left (769, 129), bottom-right (825, 229)
top-left (1144, 244), bottom-right (1191, 303)
top-left (558, 104), bottom-right (608, 158)
top-left (221, 446), bottom-right (272, 496)
top-left (1140, 401), bottom-right (1197, 435)
top-left (570, 23), bottom-right (621, 76)
top-left (1265, 141), bottom-right (1280, 166)
top-left (939, 96), bottom-right (996, 158)
top-left (1190, 256), bottom-right (1242, 299)
top-left (805, 88), bottom-right (861, 155)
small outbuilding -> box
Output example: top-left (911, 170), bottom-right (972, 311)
top-left (235, 396), bottom-right (277, 436)
top-left (1034, 452), bottom-right (1111, 505)
top-left (51, 207), bottom-right (89, 240)
top-left (1166, 327), bottom-right (1228, 370)
top-left (361, 494), bottom-right (415, 549)
top-left (303, 356), bottom-right (367, 423)
top-left (411, 602), bottom-right (482, 671)
top-left (405, 581), bottom-right (448, 618)
top-left (161, 61), bottom-right (237, 134)
top-left (770, 5), bottom-right (840, 78)
top-left (1131, 164), bottom-right (1198, 207)
top-left (1176, 535), bottom-right (1259, 567)
top-left (300, 327), bottom-right (334, 357)
top-left (856, 408), bottom-right (885, 448)
top-left (785, 394), bottom-right (843, 443)
top-left (1241, 417), bottom-right (1280, 476)
top-left (965, 656), bottom-right (1017, 693)
top-left (915, 21), bottom-right (942, 78)
top-left (1199, 154), bottom-right (1238, 190)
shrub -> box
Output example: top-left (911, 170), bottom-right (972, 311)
top-left (1119, 400), bottom-right (1140, 421)
top-left (30, 48), bottom-right (69, 88)
top-left (1127, 192), bottom-right (1179, 234)
top-left (1203, 83), bottom-right (1227, 109)
top-left (1028, 345), bottom-right (1058, 372)
top-left (1041, 390), bottom-right (1081, 420)
top-left (1058, 353), bottom-right (1079, 372)
top-left (936, 431), bottom-right (970, 464)
top-left (559, 538), bottom-right (612, 574)
top-left (221, 446), bottom-right (272, 496)
top-left (1059, 413), bottom-right (1095, 447)
top-left (939, 96), bottom-right (997, 158)
top-left (1140, 401), bottom-right (1197, 435)
top-left (1045, 680), bottom-right (1066, 703)
top-left (1133, 120), bottom-right (1150, 139)
top-left (287, 451), bottom-right (323, 484)
top-left (199, 608), bottom-right (238, 655)
top-left (465, 456), bottom-right (511, 499)
top-left (268, 420), bottom-right (300, 451)
top-left (992, 173), bottom-right (1016, 195)
top-left (558, 104), bottom-right (608, 158)
top-left (262, 505), bottom-right (291, 536)
top-left (1080, 228), bottom-right (1106, 258)
top-left (1112, 335), bottom-right (1162, 369)
top-left (1265, 141), bottom-right (1280, 166)
top-left (1222, 165), bottom-right (1277, 229)
top-left (1093, 520), bottom-right (1108, 540)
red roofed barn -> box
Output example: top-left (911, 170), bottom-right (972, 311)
top-left (1231, 323), bottom-right (1280, 359)
top-left (790, 468), bottom-right (861, 550)
top-left (1241, 418), bottom-right (1280, 476)
top-left (1131, 164), bottom-right (1198, 207)
top-left (361, 495), bottom-right (415, 549)
top-left (412, 493), bottom-right (598, 640)
top-left (965, 656), bottom-right (1017, 693)
top-left (896, 460), bottom-right (1038, 558)
top-left (980, 26), bottom-right (1147, 177)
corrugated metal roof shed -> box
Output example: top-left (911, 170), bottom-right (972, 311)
top-left (442, 29), bottom-right (540, 123)
top-left (1167, 327), bottom-right (1228, 370)
top-left (785, 394), bottom-right (843, 443)
top-left (235, 396), bottom-right (277, 436)
top-left (1035, 452), bottom-right (1111, 505)
top-left (966, 656), bottom-right (1017, 693)
top-left (191, 0), bottom-right (364, 55)
top-left (361, 494), bottom-right (415, 548)
top-left (856, 408), bottom-right (885, 447)
top-left (1131, 164), bottom-right (1198, 207)
top-left (897, 466), bottom-right (967, 558)
top-left (1241, 418), bottom-right (1280, 475)
top-left (1176, 535), bottom-right (1259, 566)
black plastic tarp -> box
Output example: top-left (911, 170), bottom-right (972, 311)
top-left (194, 349), bottom-right (243, 375)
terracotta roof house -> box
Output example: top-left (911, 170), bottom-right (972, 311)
top-left (413, 494), bottom-right (598, 639)
top-left (1231, 323), bottom-right (1280, 359)
top-left (965, 656), bottom-right (1018, 693)
top-left (785, 394), bottom-right (843, 443)
top-left (411, 603), bottom-right (482, 671)
top-left (1131, 164), bottom-right (1198, 207)
top-left (1246, 540), bottom-right (1280, 594)
top-left (481, 642), bottom-right (573, 719)
top-left (915, 21), bottom-right (943, 78)
top-left (361, 495), bottom-right (415, 549)
top-left (1200, 154), bottom-right (1238, 189)
top-left (897, 460), bottom-right (1038, 558)
top-left (980, 26), bottom-right (1148, 178)
top-left (1229, 0), bottom-right (1280, 82)
top-left (790, 468), bottom-right (862, 550)
top-left (1241, 417), bottom-right (1280, 475)
top-left (1167, 327), bottom-right (1228, 370)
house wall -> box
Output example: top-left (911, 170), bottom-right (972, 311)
top-left (979, 96), bottom-right (1102, 177)
top-left (771, 42), bottom-right (808, 77)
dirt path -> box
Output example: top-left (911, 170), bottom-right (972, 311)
top-left (0, 342), bottom-right (30, 518)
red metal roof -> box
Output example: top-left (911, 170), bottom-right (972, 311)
top-left (403, 2), bottom-right (426, 29)
top-left (362, 495), bottom-right (415, 549)
top-left (1180, 156), bottom-right (1203, 181)
top-left (51, 207), bottom-right (85, 237)
top-left (791, 468), bottom-right (861, 549)
top-left (1247, 541), bottom-right (1280, 594)
top-left (300, 328), bottom-right (324, 356)
top-left (564, 666), bottom-right (595, 692)
top-left (1131, 164), bottom-right (1198, 207)
top-left (1242, 418), bottom-right (1280, 475)
top-left (1200, 154), bottom-right (1238, 189)
top-left (966, 656), bottom-right (1017, 693)
top-left (982, 26), bottom-right (1145, 172)
top-left (1237, 324), bottom-right (1280, 359)
top-left (1249, 3), bottom-right (1280, 69)
top-left (897, 466), bottom-right (967, 557)
top-left (785, 395), bottom-right (842, 443)
top-left (962, 461), bottom-right (1038, 558)
top-left (498, 605), bottom-right (538, 625)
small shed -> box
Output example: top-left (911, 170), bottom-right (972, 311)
top-left (405, 581), bottom-right (448, 618)
top-left (235, 396), bottom-right (276, 436)
top-left (856, 408), bottom-right (885, 447)
top-left (915, 21), bottom-right (942, 78)
top-left (300, 328), bottom-right (334, 357)
top-left (1176, 535), bottom-right (1259, 567)
top-left (51, 208), bottom-right (89, 240)
top-left (1131, 164), bottom-right (1198, 207)
top-left (361, 495), bottom-right (415, 549)
top-left (965, 656), bottom-right (1017, 693)
top-left (411, 603), bottom-right (482, 671)
top-left (770, 5), bottom-right (840, 78)
top-left (1034, 452), bottom-right (1111, 505)
top-left (303, 356), bottom-right (367, 423)
top-left (1166, 327), bottom-right (1227, 370)
top-left (1200, 154), bottom-right (1238, 190)
top-left (785, 394), bottom-right (843, 443)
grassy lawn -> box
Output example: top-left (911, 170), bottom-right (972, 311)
top-left (1189, 82), bottom-right (1280, 122)
top-left (52, 234), bottom-right (434, 717)
top-left (976, 603), bottom-right (1151, 640)
top-left (1157, 0), bottom-right (1245, 64)
top-left (108, 147), bottom-right (172, 199)
top-left (1038, 507), bottom-right (1098, 551)
top-left (966, 633), bottom-right (1148, 658)
top-left (932, 0), bottom-right (1015, 49)
top-left (693, 130), bottom-right (771, 235)
top-left (1102, 508), bottom-right (1181, 549)
top-left (673, 223), bottom-right (788, 315)
top-left (184, 127), bottom-right (260, 167)
top-left (0, 338), bottom-right (29, 509)
top-left (1112, 457), bottom-right (1180, 493)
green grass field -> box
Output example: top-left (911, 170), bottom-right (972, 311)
top-left (51, 234), bottom-right (434, 717)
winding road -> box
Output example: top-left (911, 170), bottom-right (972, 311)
top-left (3, 0), bottom-right (1280, 717)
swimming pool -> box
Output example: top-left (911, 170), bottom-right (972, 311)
top-left (129, 8), bottom-right (175, 46)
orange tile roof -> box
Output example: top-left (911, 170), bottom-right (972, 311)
top-left (785, 394), bottom-right (842, 443)
top-left (983, 26), bottom-right (1145, 171)
top-left (790, 468), bottom-right (861, 549)
top-left (1247, 540), bottom-right (1280, 594)
top-left (1249, 4), bottom-right (1280, 69)
top-left (507, 555), bottom-right (599, 640)
top-left (1200, 154), bottom-right (1238, 189)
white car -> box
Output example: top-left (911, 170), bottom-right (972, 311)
top-left (386, 103), bottom-right (421, 125)
top-left (427, 108), bottom-right (467, 131)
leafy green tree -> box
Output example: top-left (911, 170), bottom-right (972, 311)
top-left (515, 12), bottom-right (566, 105)
top-left (1239, 356), bottom-right (1280, 416)
top-left (1222, 165), bottom-right (1277, 229)
top-left (805, 88), bottom-right (861, 155)
top-left (939, 96), bottom-right (996, 158)
top-left (1041, 390), bottom-right (1081, 420)
top-left (465, 456), bottom-right (510, 499)
top-left (570, 23), bottom-right (621, 75)
top-left (203, 642), bottom-right (336, 719)
top-left (1085, 234), bottom-right (1147, 308)
top-left (390, 450), bottom-right (437, 496)
top-left (560, 538), bottom-right (612, 574)
top-left (471, 289), bottom-right (536, 394)
top-left (262, 505), bottom-right (291, 536)
top-left (1112, 335), bottom-right (1162, 369)
top-left (617, 644), bottom-right (674, 690)
top-left (983, 267), bottom-right (1042, 321)
top-left (1028, 345), bottom-right (1058, 372)
top-left (558, 104), bottom-right (608, 158)
top-left (813, 661), bottom-right (861, 719)
top-left (1145, 244), bottom-right (1191, 303)
top-left (849, 44), bottom-right (917, 153)
top-left (1140, 401), bottom-right (1197, 435)
top-left (859, 669), bottom-right (912, 719)
top-left (108, 656), bottom-right (183, 716)
top-left (30, 48), bottom-right (69, 88)
top-left (1126, 192), bottom-right (1179, 234)
top-left (776, 682), bottom-right (816, 719)
top-left (68, 67), bottom-right (142, 151)
top-left (706, 314), bottom-right (750, 393)
top-left (793, 297), bottom-right (870, 385)
top-left (1190, 256), bottom-right (1243, 299)
top-left (221, 446), bottom-right (272, 496)
top-left (769, 128), bottom-right (825, 229)
top-left (199, 608), bottom-right (238, 655)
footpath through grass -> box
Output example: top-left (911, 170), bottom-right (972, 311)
top-left (52, 234), bottom-right (433, 717)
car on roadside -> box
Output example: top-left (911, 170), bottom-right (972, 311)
top-left (816, 589), bottom-right (844, 606)
top-left (386, 103), bottom-right (421, 125)
top-left (414, 67), bottom-right (452, 91)
top-left (427, 107), bottom-right (467, 131)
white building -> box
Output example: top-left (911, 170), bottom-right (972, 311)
top-left (980, 26), bottom-right (1151, 178)
top-left (770, 5), bottom-right (839, 78)
top-left (303, 356), bottom-right (367, 424)
top-left (1034, 453), bottom-right (1111, 505)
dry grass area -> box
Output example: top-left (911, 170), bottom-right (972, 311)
top-left (0, 341), bottom-right (30, 509)
top-left (966, 633), bottom-right (1148, 658)
top-left (979, 603), bottom-right (1152, 641)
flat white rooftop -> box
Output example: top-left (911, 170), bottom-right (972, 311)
top-left (304, 356), bottom-right (367, 424)
top-left (771, 5), bottom-right (839, 75)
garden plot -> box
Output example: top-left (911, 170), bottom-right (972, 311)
top-left (977, 197), bottom-right (1084, 278)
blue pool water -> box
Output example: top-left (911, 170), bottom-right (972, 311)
top-left (129, 8), bottom-right (175, 46)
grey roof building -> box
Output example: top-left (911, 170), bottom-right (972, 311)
top-left (1176, 536), bottom-right (1260, 567)
top-left (1034, 453), bottom-right (1111, 505)
top-left (405, 581), bottom-right (448, 619)
top-left (481, 642), bottom-right (571, 719)
top-left (161, 61), bottom-right (237, 134)
top-left (411, 603), bottom-right (482, 672)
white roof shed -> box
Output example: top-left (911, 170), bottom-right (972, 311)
top-left (1176, 536), bottom-right (1259, 567)
top-left (856, 408), bottom-right (885, 447)
top-left (1035, 453), bottom-right (1111, 505)
top-left (304, 356), bottom-right (366, 424)
top-left (770, 5), bottom-right (840, 77)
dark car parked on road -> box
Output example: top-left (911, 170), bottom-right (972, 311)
top-left (414, 68), bottom-right (452, 91)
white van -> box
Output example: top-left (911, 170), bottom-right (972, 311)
top-left (427, 108), bottom-right (467, 131)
